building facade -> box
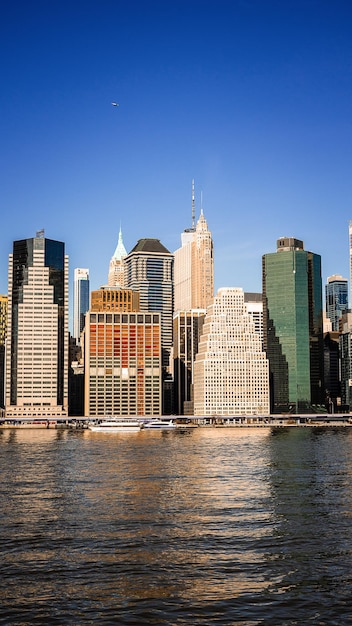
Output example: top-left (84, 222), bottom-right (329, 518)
top-left (124, 238), bottom-right (173, 365)
top-left (173, 184), bottom-right (214, 415)
top-left (262, 237), bottom-right (324, 413)
top-left (349, 220), bottom-right (352, 305)
top-left (325, 274), bottom-right (348, 332)
top-left (84, 288), bottom-right (161, 417)
top-left (244, 292), bottom-right (263, 345)
top-left (5, 235), bottom-right (68, 418)
top-left (0, 295), bottom-right (7, 410)
top-left (193, 288), bottom-right (270, 416)
top-left (108, 227), bottom-right (127, 287)
top-left (73, 267), bottom-right (90, 343)
top-left (174, 184), bottom-right (214, 312)
top-left (173, 309), bottom-right (206, 415)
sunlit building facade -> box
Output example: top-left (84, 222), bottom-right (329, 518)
top-left (193, 288), bottom-right (270, 416)
top-left (174, 184), bottom-right (214, 312)
top-left (244, 292), bottom-right (263, 345)
top-left (5, 235), bottom-right (68, 418)
top-left (84, 288), bottom-right (162, 417)
top-left (124, 238), bottom-right (173, 413)
top-left (173, 184), bottom-right (214, 415)
top-left (108, 227), bottom-right (127, 288)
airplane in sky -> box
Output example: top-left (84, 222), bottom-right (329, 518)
top-left (111, 102), bottom-right (119, 107)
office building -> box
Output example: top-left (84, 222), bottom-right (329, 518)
top-left (0, 295), bottom-right (7, 409)
top-left (340, 311), bottom-right (352, 411)
top-left (244, 292), bottom-right (263, 344)
top-left (173, 183), bottom-right (214, 415)
top-left (5, 234), bottom-right (68, 418)
top-left (262, 237), bottom-right (324, 413)
top-left (174, 181), bottom-right (214, 312)
top-left (124, 238), bottom-right (173, 412)
top-left (193, 288), bottom-right (270, 416)
top-left (108, 227), bottom-right (127, 287)
top-left (325, 274), bottom-right (348, 332)
top-left (84, 287), bottom-right (161, 417)
top-left (323, 332), bottom-right (341, 412)
top-left (173, 309), bottom-right (206, 415)
top-left (349, 220), bottom-right (352, 304)
top-left (73, 268), bottom-right (90, 343)
top-left (124, 238), bottom-right (173, 362)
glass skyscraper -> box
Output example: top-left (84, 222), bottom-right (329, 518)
top-left (262, 237), bottom-right (324, 413)
top-left (325, 274), bottom-right (348, 332)
top-left (73, 268), bottom-right (90, 342)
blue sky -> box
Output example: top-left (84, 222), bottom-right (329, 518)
top-left (1, 0), bottom-right (352, 324)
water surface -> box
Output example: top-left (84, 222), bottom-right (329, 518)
top-left (1, 426), bottom-right (351, 624)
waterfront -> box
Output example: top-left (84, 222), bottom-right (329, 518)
top-left (1, 427), bottom-right (351, 625)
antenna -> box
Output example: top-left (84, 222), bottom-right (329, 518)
top-left (191, 179), bottom-right (195, 229)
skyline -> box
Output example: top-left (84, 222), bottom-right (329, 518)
top-left (1, 1), bottom-right (352, 299)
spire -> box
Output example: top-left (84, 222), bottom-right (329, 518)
top-left (191, 179), bottom-right (195, 230)
top-left (113, 226), bottom-right (127, 261)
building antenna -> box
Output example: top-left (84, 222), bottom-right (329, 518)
top-left (191, 179), bottom-right (195, 229)
top-left (200, 190), bottom-right (203, 214)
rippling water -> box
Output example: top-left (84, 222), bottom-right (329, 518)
top-left (1, 426), bottom-right (351, 625)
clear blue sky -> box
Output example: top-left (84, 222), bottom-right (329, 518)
top-left (1, 0), bottom-right (352, 320)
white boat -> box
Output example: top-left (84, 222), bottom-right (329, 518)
top-left (88, 418), bottom-right (142, 432)
top-left (144, 419), bottom-right (177, 430)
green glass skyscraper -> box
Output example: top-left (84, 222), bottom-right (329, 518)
top-left (262, 237), bottom-right (324, 413)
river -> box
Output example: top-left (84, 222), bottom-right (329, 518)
top-left (0, 426), bottom-right (351, 625)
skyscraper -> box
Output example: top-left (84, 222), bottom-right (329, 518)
top-left (349, 220), bottom-right (352, 304)
top-left (173, 308), bottom-right (206, 415)
top-left (108, 227), bottom-right (127, 287)
top-left (174, 181), bottom-right (214, 312)
top-left (73, 268), bottom-right (90, 342)
top-left (262, 237), bottom-right (324, 413)
top-left (84, 287), bottom-right (161, 417)
top-left (124, 238), bottom-right (173, 365)
top-left (193, 288), bottom-right (270, 416)
top-left (244, 292), bottom-right (263, 345)
top-left (124, 238), bottom-right (173, 413)
top-left (0, 295), bottom-right (7, 410)
top-left (173, 183), bottom-right (214, 415)
top-left (5, 234), bottom-right (68, 418)
top-left (325, 274), bottom-right (348, 331)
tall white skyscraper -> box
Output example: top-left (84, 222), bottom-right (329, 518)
top-left (244, 292), bottom-right (263, 344)
top-left (108, 227), bottom-right (127, 287)
top-left (73, 268), bottom-right (90, 342)
top-left (5, 234), bottom-right (69, 418)
top-left (174, 181), bottom-right (214, 312)
top-left (193, 288), bottom-right (270, 416)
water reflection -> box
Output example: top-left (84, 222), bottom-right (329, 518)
top-left (0, 427), bottom-right (351, 624)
